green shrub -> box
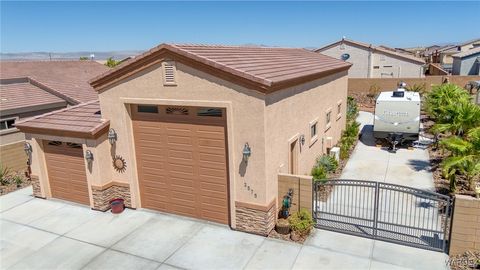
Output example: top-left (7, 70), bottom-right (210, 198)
top-left (311, 165), bottom-right (327, 183)
top-left (425, 84), bottom-right (471, 121)
top-left (0, 165), bottom-right (11, 186)
top-left (405, 83), bottom-right (426, 94)
top-left (346, 96), bottom-right (359, 122)
top-left (367, 84), bottom-right (380, 98)
top-left (340, 143), bottom-right (350, 160)
top-left (316, 155), bottom-right (338, 173)
top-left (288, 208), bottom-right (315, 236)
top-left (11, 174), bottom-right (24, 187)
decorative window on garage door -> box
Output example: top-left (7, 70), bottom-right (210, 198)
top-left (166, 107), bottom-right (189, 115)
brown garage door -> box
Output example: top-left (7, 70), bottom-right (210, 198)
top-left (132, 105), bottom-right (229, 224)
top-left (44, 141), bottom-right (90, 205)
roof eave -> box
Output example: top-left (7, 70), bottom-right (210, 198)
top-left (16, 120), bottom-right (110, 140)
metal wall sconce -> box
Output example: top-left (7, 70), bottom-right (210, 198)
top-left (242, 143), bottom-right (251, 163)
top-left (299, 134), bottom-right (305, 145)
top-left (24, 142), bottom-right (32, 165)
top-left (108, 128), bottom-right (117, 145)
top-left (85, 150), bottom-right (94, 163)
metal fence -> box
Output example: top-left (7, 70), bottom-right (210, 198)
top-left (313, 179), bottom-right (452, 253)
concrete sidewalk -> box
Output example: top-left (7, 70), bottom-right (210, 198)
top-left (1, 186), bottom-right (449, 270)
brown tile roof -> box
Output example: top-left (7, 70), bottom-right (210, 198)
top-left (15, 100), bottom-right (109, 139)
top-left (90, 44), bottom-right (352, 92)
top-left (452, 47), bottom-right (480, 58)
top-left (0, 61), bottom-right (109, 104)
top-left (0, 78), bottom-right (67, 115)
top-left (316, 39), bottom-right (425, 65)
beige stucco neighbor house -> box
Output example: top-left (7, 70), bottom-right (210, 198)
top-left (0, 61), bottom-right (108, 172)
top-left (16, 44), bottom-right (351, 235)
top-left (316, 38), bottom-right (425, 78)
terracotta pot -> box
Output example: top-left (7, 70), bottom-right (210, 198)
top-left (275, 219), bottom-right (290, 235)
top-left (290, 231), bottom-right (301, 241)
top-left (110, 198), bottom-right (125, 214)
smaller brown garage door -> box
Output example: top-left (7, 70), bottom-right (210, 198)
top-left (44, 141), bottom-right (90, 205)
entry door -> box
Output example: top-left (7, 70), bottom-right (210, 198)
top-left (132, 104), bottom-right (229, 224)
top-left (289, 139), bottom-right (298, 174)
top-left (44, 141), bottom-right (90, 205)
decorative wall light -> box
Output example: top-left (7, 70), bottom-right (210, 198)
top-left (108, 128), bottom-right (117, 145)
top-left (85, 150), bottom-right (94, 163)
top-left (299, 134), bottom-right (305, 145)
top-left (242, 143), bottom-right (251, 163)
top-left (24, 142), bottom-right (32, 165)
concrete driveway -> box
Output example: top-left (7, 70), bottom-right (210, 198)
top-left (1, 186), bottom-right (449, 270)
top-left (341, 111), bottom-right (435, 190)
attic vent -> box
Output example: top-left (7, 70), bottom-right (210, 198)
top-left (166, 107), bottom-right (188, 115)
top-left (162, 61), bottom-right (177, 85)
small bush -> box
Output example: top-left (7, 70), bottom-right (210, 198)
top-left (406, 83), bottom-right (427, 95)
top-left (0, 165), bottom-right (11, 186)
top-left (367, 84), bottom-right (380, 98)
top-left (311, 165), bottom-right (327, 183)
top-left (316, 155), bottom-right (338, 173)
top-left (288, 208), bottom-right (315, 236)
top-left (12, 174), bottom-right (24, 187)
top-left (346, 96), bottom-right (359, 122)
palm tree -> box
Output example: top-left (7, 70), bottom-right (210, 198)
top-left (425, 83), bottom-right (471, 121)
top-left (440, 127), bottom-right (480, 192)
top-left (432, 100), bottom-right (480, 136)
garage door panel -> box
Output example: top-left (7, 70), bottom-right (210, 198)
top-left (44, 142), bottom-right (89, 205)
top-left (133, 105), bottom-right (229, 225)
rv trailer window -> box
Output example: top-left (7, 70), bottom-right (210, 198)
top-left (392, 91), bottom-right (405, 98)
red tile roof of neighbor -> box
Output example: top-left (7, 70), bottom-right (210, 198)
top-left (0, 61), bottom-right (109, 104)
top-left (0, 78), bottom-right (67, 114)
top-left (15, 100), bottom-right (109, 139)
top-left (90, 44), bottom-right (352, 92)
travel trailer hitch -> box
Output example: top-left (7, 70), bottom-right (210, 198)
top-left (387, 133), bottom-right (403, 153)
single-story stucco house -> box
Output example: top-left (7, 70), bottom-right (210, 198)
top-left (0, 61), bottom-right (108, 172)
top-left (316, 38), bottom-right (425, 78)
top-left (16, 44), bottom-right (351, 235)
top-left (452, 47), bottom-right (480, 75)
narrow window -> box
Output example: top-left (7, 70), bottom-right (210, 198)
top-left (138, 105), bottom-right (159, 113)
top-left (337, 103), bottom-right (342, 115)
top-left (0, 118), bottom-right (16, 130)
top-left (311, 122), bottom-right (317, 138)
top-left (373, 66), bottom-right (380, 69)
top-left (197, 108), bottom-right (222, 117)
top-left (162, 61), bottom-right (177, 85)
top-left (383, 65), bottom-right (393, 68)
top-left (326, 111), bottom-right (331, 124)
top-left (325, 110), bottom-right (332, 131)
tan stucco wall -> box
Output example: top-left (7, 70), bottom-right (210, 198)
top-left (97, 61), bottom-right (268, 224)
top-left (319, 43), bottom-right (424, 78)
top-left (0, 141), bottom-right (27, 172)
top-left (320, 43), bottom-right (371, 78)
top-left (264, 71), bottom-right (348, 201)
top-left (370, 53), bottom-right (424, 78)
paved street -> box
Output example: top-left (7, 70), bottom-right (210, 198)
top-left (1, 186), bottom-right (449, 270)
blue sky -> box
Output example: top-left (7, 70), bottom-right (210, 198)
top-left (1, 1), bottom-right (479, 53)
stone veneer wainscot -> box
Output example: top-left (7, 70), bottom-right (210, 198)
top-left (235, 200), bottom-right (276, 236)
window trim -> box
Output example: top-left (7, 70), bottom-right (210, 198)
top-left (0, 117), bottom-right (19, 135)
top-left (325, 108), bottom-right (332, 131)
top-left (309, 118), bottom-right (319, 146)
top-left (336, 100), bottom-right (342, 120)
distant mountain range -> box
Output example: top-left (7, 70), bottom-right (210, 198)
top-left (0, 50), bottom-right (144, 61)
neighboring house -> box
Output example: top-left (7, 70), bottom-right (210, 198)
top-left (438, 38), bottom-right (480, 67)
top-left (0, 61), bottom-right (108, 172)
top-left (315, 38), bottom-right (425, 78)
top-left (452, 47), bottom-right (480, 75)
top-left (16, 44), bottom-right (351, 235)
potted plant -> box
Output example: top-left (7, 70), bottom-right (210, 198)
top-left (110, 198), bottom-right (125, 214)
top-left (288, 208), bottom-right (315, 241)
top-left (275, 218), bottom-right (290, 235)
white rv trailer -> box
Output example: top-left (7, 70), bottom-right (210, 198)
top-left (373, 86), bottom-right (421, 150)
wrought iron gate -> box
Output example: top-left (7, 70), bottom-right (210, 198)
top-left (313, 179), bottom-right (452, 253)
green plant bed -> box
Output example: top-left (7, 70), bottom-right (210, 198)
top-left (289, 208), bottom-right (315, 239)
